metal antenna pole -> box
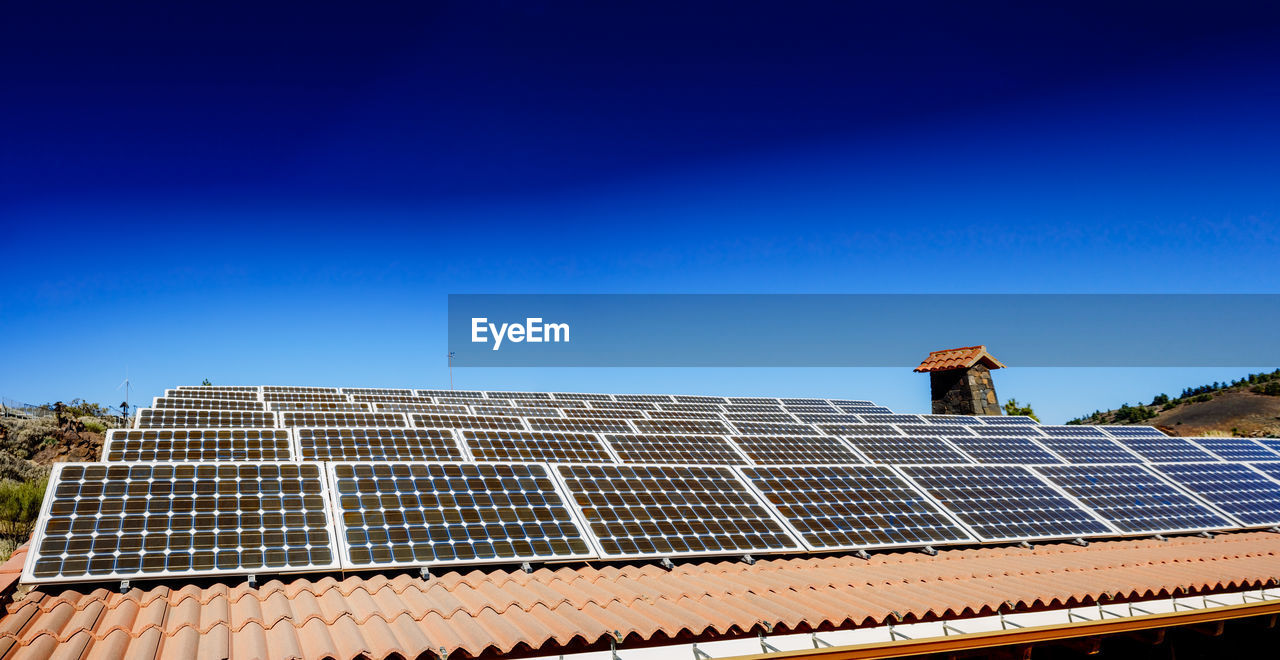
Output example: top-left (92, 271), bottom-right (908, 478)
top-left (448, 352), bottom-right (456, 390)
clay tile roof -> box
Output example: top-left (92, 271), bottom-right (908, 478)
top-left (914, 344), bottom-right (1006, 373)
top-left (2, 531), bottom-right (1280, 659)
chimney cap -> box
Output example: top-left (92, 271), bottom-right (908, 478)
top-left (914, 345), bottom-right (1006, 373)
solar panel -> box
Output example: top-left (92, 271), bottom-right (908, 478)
top-left (658, 403), bottom-right (725, 413)
top-left (565, 408), bottom-right (650, 419)
top-left (590, 400), bottom-right (657, 411)
top-left (554, 464), bottom-right (802, 558)
top-left (944, 435), bottom-right (1063, 464)
top-left (263, 386), bottom-right (340, 393)
top-left (1033, 435), bottom-right (1143, 464)
top-left (919, 415), bottom-right (981, 425)
top-left (646, 411), bottom-right (725, 421)
top-left (104, 429), bottom-right (292, 462)
top-left (521, 416), bottom-right (630, 434)
top-left (899, 465), bottom-right (1113, 542)
top-left (485, 391), bottom-right (553, 400)
top-left (1033, 464), bottom-right (1231, 534)
top-left (340, 388), bottom-right (413, 396)
top-left (552, 392), bottom-right (615, 401)
top-left (731, 421), bottom-right (821, 436)
top-left (782, 405), bottom-right (838, 414)
top-left (817, 423), bottom-right (902, 437)
top-left (174, 385), bottom-right (259, 392)
top-left (1189, 438), bottom-right (1280, 462)
top-left (895, 424), bottom-right (975, 437)
top-left (722, 404), bottom-right (785, 413)
top-left (26, 462), bottom-right (339, 584)
top-left (616, 394), bottom-right (675, 403)
top-left (729, 435), bottom-right (864, 465)
top-left (152, 397), bottom-right (266, 411)
top-left (371, 403), bottom-right (467, 414)
top-left (1152, 463), bottom-right (1280, 527)
top-left (462, 430), bottom-right (615, 463)
top-left (1039, 426), bottom-right (1108, 438)
top-left (631, 419), bottom-right (731, 435)
top-left (829, 399), bottom-right (876, 406)
top-left (728, 397), bottom-right (780, 404)
top-left (349, 395), bottom-right (438, 404)
top-left (1260, 440), bottom-right (1280, 455)
top-left (1100, 426), bottom-right (1168, 438)
top-left (330, 462), bottom-right (594, 569)
top-left (280, 411), bottom-right (408, 428)
top-left (1109, 436), bottom-right (1220, 463)
top-left (604, 434), bottom-right (747, 465)
top-left (164, 389), bottom-right (259, 401)
top-left (135, 409), bottom-right (277, 429)
top-left (860, 414), bottom-right (926, 425)
top-left (674, 395), bottom-right (729, 404)
top-left (262, 392), bottom-right (351, 403)
top-left (297, 428), bottom-right (464, 462)
top-left (418, 389), bottom-right (484, 399)
top-left (842, 436), bottom-right (971, 465)
top-left (837, 405), bottom-right (893, 414)
top-left (723, 413), bottom-right (798, 423)
top-left (516, 399), bottom-right (587, 408)
top-left (792, 413), bottom-right (864, 424)
top-left (970, 425), bottom-right (1047, 438)
top-left (411, 414), bottom-right (527, 431)
top-left (976, 416), bottom-right (1039, 425)
top-left (271, 401), bottom-right (372, 412)
top-left (1247, 462), bottom-right (1280, 484)
top-left (738, 465), bottom-right (973, 551)
top-left (471, 406), bottom-right (564, 418)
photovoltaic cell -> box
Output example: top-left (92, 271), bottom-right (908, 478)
top-left (418, 389), bottom-right (484, 398)
top-left (371, 403), bottom-right (467, 414)
top-left (564, 408), bottom-right (649, 419)
top-left (970, 425), bottom-right (1046, 438)
top-left (604, 434), bottom-right (747, 465)
top-left (860, 414), bottom-right (925, 425)
top-left (739, 465), bottom-right (973, 550)
top-left (263, 386), bottom-right (339, 393)
top-left (722, 404), bottom-right (785, 413)
top-left (1109, 436), bottom-right (1219, 463)
top-left (590, 401), bottom-right (656, 411)
top-left (646, 411), bottom-right (725, 421)
top-left (631, 419), bottom-right (731, 435)
top-left (281, 412), bottom-right (408, 428)
top-left (485, 391), bottom-right (552, 400)
top-left (527, 417), bottom-right (633, 434)
top-left (615, 394), bottom-right (674, 403)
top-left (330, 462), bottom-right (594, 568)
top-left (723, 413), bottom-right (798, 423)
top-left (818, 424), bottom-right (902, 437)
top-left (1153, 463), bottom-right (1280, 527)
top-left (26, 462), bottom-right (338, 583)
top-left (894, 424), bottom-right (975, 437)
top-left (272, 402), bottom-right (372, 412)
top-left (165, 389), bottom-right (259, 401)
top-left (104, 429), bottom-right (292, 462)
top-left (340, 388), bottom-right (413, 396)
top-left (728, 397), bottom-right (779, 404)
top-left (1033, 435), bottom-right (1143, 464)
top-left (842, 436), bottom-right (970, 465)
top-left (554, 464), bottom-right (802, 557)
top-left (977, 416), bottom-right (1039, 425)
top-left (350, 395), bottom-right (437, 404)
top-left (1190, 438), bottom-right (1280, 462)
top-left (659, 403), bottom-right (725, 413)
top-left (944, 436), bottom-right (1063, 464)
top-left (262, 393), bottom-right (351, 403)
top-left (792, 413), bottom-right (865, 424)
top-left (1033, 464), bottom-right (1231, 533)
top-left (411, 414), bottom-right (527, 431)
top-left (1100, 426), bottom-right (1167, 438)
top-left (731, 421), bottom-right (821, 436)
top-left (462, 430), bottom-right (615, 463)
top-left (552, 392), bottom-right (615, 401)
top-left (153, 397), bottom-right (265, 411)
top-left (136, 409), bottom-right (276, 429)
top-left (1039, 426), bottom-right (1108, 438)
top-left (175, 385), bottom-right (259, 392)
top-left (899, 465), bottom-right (1112, 542)
top-left (729, 436), bottom-right (864, 465)
top-left (297, 428), bottom-right (464, 462)
top-left (674, 395), bottom-right (728, 404)
top-left (471, 406), bottom-right (564, 418)
top-left (919, 415), bottom-right (981, 425)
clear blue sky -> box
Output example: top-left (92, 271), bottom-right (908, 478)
top-left (2, 2), bottom-right (1278, 423)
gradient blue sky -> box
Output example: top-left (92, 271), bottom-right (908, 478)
top-left (2, 2), bottom-right (1278, 423)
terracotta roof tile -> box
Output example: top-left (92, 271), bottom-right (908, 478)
top-left (915, 344), bottom-right (1007, 372)
top-left (2, 532), bottom-right (1280, 659)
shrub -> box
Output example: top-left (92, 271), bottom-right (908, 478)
top-left (1191, 393), bottom-right (1214, 403)
top-left (1252, 382), bottom-right (1280, 396)
top-left (0, 417), bottom-right (58, 459)
top-left (1002, 399), bottom-right (1040, 422)
top-left (77, 416), bottom-right (107, 433)
top-left (0, 478), bottom-right (47, 539)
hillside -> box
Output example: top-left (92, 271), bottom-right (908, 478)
top-left (1072, 369), bottom-right (1280, 437)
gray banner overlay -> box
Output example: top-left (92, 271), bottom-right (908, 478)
top-left (447, 294), bottom-right (1280, 367)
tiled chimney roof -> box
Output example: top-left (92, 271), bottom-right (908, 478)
top-left (914, 345), bottom-right (1006, 373)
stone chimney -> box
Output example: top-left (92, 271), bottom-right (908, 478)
top-left (914, 345), bottom-right (1005, 415)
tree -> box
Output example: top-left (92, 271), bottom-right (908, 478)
top-left (201, 378), bottom-right (212, 386)
top-left (1002, 398), bottom-right (1040, 422)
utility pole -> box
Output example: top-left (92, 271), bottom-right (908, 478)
top-left (448, 352), bottom-right (456, 390)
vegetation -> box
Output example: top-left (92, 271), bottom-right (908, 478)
top-left (1069, 368), bottom-right (1280, 425)
top-left (201, 378), bottom-right (213, 386)
top-left (1002, 398), bottom-right (1039, 422)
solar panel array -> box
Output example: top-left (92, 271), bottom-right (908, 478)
top-left (24, 384), bottom-right (1280, 586)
